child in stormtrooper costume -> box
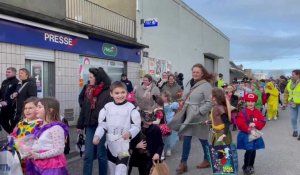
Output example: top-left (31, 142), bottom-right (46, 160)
top-left (93, 81), bottom-right (141, 175)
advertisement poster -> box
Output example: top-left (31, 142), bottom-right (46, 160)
top-left (167, 61), bottom-right (172, 72)
top-left (79, 56), bottom-right (107, 90)
top-left (161, 60), bottom-right (167, 73)
top-left (148, 58), bottom-right (156, 75)
top-left (156, 59), bottom-right (162, 75)
top-left (31, 61), bottom-right (43, 98)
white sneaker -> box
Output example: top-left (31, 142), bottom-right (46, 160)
top-left (166, 150), bottom-right (172, 157)
top-left (274, 117), bottom-right (277, 120)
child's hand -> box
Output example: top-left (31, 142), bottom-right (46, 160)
top-left (152, 153), bottom-right (160, 160)
top-left (28, 151), bottom-right (39, 160)
top-left (136, 140), bottom-right (147, 149)
top-left (249, 122), bottom-right (256, 128)
top-left (93, 136), bottom-right (100, 145)
top-left (122, 132), bottom-right (131, 140)
top-left (217, 134), bottom-right (226, 142)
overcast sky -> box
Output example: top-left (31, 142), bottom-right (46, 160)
top-left (183, 0), bottom-right (300, 70)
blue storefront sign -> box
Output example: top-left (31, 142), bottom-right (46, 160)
top-left (144, 18), bottom-right (158, 27)
top-left (0, 19), bottom-right (141, 63)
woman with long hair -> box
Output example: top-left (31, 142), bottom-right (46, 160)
top-left (77, 67), bottom-right (112, 175)
top-left (175, 63), bottom-right (214, 174)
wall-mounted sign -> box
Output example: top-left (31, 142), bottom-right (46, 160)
top-left (0, 19), bottom-right (141, 63)
top-left (144, 18), bottom-right (158, 27)
top-left (102, 43), bottom-right (118, 57)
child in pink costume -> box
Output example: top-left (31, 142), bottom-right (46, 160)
top-left (26, 98), bottom-right (69, 175)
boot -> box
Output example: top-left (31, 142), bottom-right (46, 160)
top-left (176, 163), bottom-right (188, 174)
top-left (196, 160), bottom-right (210, 169)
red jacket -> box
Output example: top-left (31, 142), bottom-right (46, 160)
top-left (237, 108), bottom-right (266, 133)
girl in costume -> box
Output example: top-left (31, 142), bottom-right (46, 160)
top-left (26, 97), bottom-right (69, 175)
top-left (161, 91), bottom-right (179, 156)
top-left (265, 82), bottom-right (279, 120)
top-left (93, 81), bottom-right (141, 175)
top-left (209, 88), bottom-right (232, 146)
top-left (11, 97), bottom-right (42, 172)
top-left (237, 93), bottom-right (266, 175)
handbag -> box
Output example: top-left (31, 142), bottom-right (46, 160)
top-left (150, 160), bottom-right (170, 175)
top-left (155, 108), bottom-right (172, 136)
top-left (242, 109), bottom-right (263, 142)
top-left (168, 81), bottom-right (204, 131)
top-left (207, 144), bottom-right (238, 175)
top-left (159, 124), bottom-right (171, 136)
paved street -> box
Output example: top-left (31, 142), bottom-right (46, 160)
top-left (67, 108), bottom-right (300, 175)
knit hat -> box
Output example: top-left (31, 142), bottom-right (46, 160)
top-left (244, 93), bottom-right (258, 102)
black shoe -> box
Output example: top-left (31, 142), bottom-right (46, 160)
top-left (248, 166), bottom-right (255, 174)
top-left (293, 131), bottom-right (298, 137)
top-left (298, 136), bottom-right (300, 141)
top-left (243, 167), bottom-right (252, 175)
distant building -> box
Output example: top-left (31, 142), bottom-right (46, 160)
top-left (253, 72), bottom-right (268, 80)
top-left (229, 61), bottom-right (246, 82)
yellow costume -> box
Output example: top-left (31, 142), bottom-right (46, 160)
top-left (265, 82), bottom-right (279, 120)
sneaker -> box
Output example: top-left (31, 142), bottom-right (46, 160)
top-left (249, 166), bottom-right (255, 174)
top-left (293, 131), bottom-right (298, 137)
top-left (166, 150), bottom-right (172, 157)
top-left (268, 118), bottom-right (271, 121)
top-left (274, 117), bottom-right (277, 120)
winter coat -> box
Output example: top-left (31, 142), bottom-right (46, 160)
top-left (161, 83), bottom-right (182, 102)
top-left (16, 78), bottom-right (37, 117)
top-left (121, 79), bottom-right (133, 93)
top-left (0, 76), bottom-right (19, 106)
top-left (178, 80), bottom-right (212, 139)
top-left (135, 83), bottom-right (160, 111)
top-left (77, 84), bottom-right (112, 129)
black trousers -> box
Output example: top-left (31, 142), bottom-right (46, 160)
top-left (244, 150), bottom-right (256, 168)
top-left (128, 160), bottom-right (152, 175)
top-left (0, 107), bottom-right (16, 134)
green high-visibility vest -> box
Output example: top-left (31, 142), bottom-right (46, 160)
top-left (286, 80), bottom-right (300, 104)
top-left (217, 79), bottom-right (224, 88)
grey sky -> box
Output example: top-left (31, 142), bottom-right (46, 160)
top-left (183, 0), bottom-right (300, 69)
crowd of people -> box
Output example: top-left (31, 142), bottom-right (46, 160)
top-left (0, 64), bottom-right (300, 175)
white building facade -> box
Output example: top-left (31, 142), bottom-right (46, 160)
top-left (137, 0), bottom-right (230, 85)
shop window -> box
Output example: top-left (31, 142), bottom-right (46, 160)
top-left (25, 60), bottom-right (55, 98)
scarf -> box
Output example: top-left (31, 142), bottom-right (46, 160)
top-left (142, 83), bottom-right (153, 100)
top-left (85, 83), bottom-right (105, 109)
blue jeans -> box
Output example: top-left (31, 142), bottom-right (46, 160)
top-left (83, 126), bottom-right (107, 175)
top-left (290, 105), bottom-right (300, 132)
top-left (181, 136), bottom-right (209, 163)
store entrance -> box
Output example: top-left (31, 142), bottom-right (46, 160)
top-left (25, 60), bottom-right (55, 98)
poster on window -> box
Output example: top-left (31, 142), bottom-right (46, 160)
top-left (79, 56), bottom-right (107, 90)
top-left (156, 59), bottom-right (162, 75)
top-left (31, 61), bottom-right (43, 98)
top-left (161, 60), bottom-right (167, 73)
top-left (167, 61), bottom-right (172, 72)
top-left (148, 58), bottom-right (156, 75)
